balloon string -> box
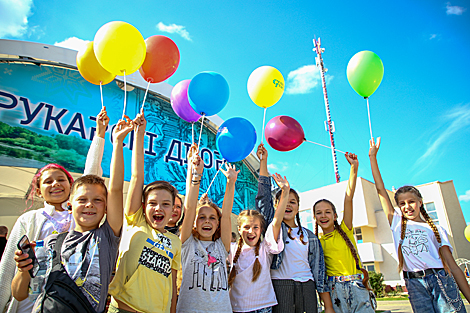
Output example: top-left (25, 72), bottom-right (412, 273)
top-left (100, 82), bottom-right (105, 125)
top-left (366, 97), bottom-right (373, 140)
top-left (205, 167), bottom-right (222, 195)
top-left (261, 108), bottom-right (267, 144)
top-left (305, 139), bottom-right (346, 154)
top-left (141, 80), bottom-right (150, 112)
top-left (197, 114), bottom-right (205, 151)
top-left (122, 71), bottom-right (127, 119)
top-left (192, 122), bottom-right (195, 145)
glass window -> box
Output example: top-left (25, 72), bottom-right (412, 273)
top-left (364, 263), bottom-right (375, 272)
top-left (424, 202), bottom-right (439, 225)
top-left (299, 210), bottom-right (314, 232)
top-left (354, 227), bottom-right (363, 243)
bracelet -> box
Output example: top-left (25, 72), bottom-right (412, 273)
top-left (191, 180), bottom-right (201, 185)
top-left (193, 173), bottom-right (202, 179)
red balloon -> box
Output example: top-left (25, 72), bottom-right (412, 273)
top-left (265, 116), bottom-right (305, 151)
top-left (139, 35), bottom-right (180, 83)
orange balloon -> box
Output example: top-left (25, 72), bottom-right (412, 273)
top-left (76, 41), bottom-right (115, 85)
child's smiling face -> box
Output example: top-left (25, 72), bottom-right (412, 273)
top-left (145, 189), bottom-right (173, 232)
top-left (195, 206), bottom-right (219, 241)
top-left (238, 217), bottom-right (261, 247)
top-left (37, 168), bottom-right (71, 206)
top-left (70, 184), bottom-right (107, 232)
top-left (397, 192), bottom-right (423, 221)
top-left (314, 201), bottom-right (337, 233)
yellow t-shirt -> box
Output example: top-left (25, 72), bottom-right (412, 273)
top-left (319, 220), bottom-right (361, 277)
top-left (108, 207), bottom-right (181, 313)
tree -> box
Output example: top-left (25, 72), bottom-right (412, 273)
top-left (369, 271), bottom-right (385, 297)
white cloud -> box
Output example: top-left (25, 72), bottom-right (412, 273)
top-left (156, 22), bottom-right (191, 41)
top-left (268, 162), bottom-right (289, 173)
top-left (415, 104), bottom-right (470, 167)
top-left (459, 190), bottom-right (470, 202)
top-left (0, 0), bottom-right (33, 38)
top-left (429, 34), bottom-right (437, 40)
top-left (285, 65), bottom-right (333, 95)
top-left (446, 2), bottom-right (466, 15)
top-left (54, 37), bottom-right (90, 52)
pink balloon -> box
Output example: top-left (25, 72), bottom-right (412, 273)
top-left (171, 80), bottom-right (201, 123)
top-left (265, 116), bottom-right (305, 151)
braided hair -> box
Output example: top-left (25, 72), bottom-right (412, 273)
top-left (275, 188), bottom-right (307, 245)
top-left (314, 199), bottom-right (371, 290)
top-left (228, 210), bottom-right (265, 286)
top-left (394, 186), bottom-right (450, 273)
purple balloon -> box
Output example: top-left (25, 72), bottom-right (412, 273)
top-left (265, 115), bottom-right (305, 151)
top-left (171, 80), bottom-right (201, 123)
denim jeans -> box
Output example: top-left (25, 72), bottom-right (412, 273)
top-left (405, 269), bottom-right (466, 312)
top-left (328, 280), bottom-right (375, 313)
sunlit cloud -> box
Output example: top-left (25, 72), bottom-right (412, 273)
top-left (54, 37), bottom-right (90, 52)
top-left (446, 2), bottom-right (466, 15)
top-left (286, 65), bottom-right (333, 95)
top-left (459, 190), bottom-right (470, 202)
top-left (268, 162), bottom-right (289, 173)
top-left (157, 22), bottom-right (191, 41)
top-left (414, 104), bottom-right (470, 169)
top-left (0, 0), bottom-right (33, 38)
top-left (429, 34), bottom-right (437, 40)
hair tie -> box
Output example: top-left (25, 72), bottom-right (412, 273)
top-left (398, 239), bottom-right (404, 245)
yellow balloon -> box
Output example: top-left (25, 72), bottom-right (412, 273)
top-left (93, 21), bottom-right (146, 76)
top-left (247, 66), bottom-right (285, 108)
top-left (76, 41), bottom-right (115, 85)
top-left (465, 224), bottom-right (470, 242)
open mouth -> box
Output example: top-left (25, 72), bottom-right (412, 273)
top-left (247, 235), bottom-right (257, 241)
top-left (202, 225), bottom-right (212, 232)
top-left (319, 219), bottom-right (329, 225)
top-left (50, 189), bottom-right (64, 195)
top-left (83, 212), bottom-right (95, 216)
top-left (285, 208), bottom-right (293, 213)
top-left (153, 213), bottom-right (164, 223)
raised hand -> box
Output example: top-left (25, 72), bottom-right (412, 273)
top-left (345, 152), bottom-right (359, 168)
top-left (272, 173), bottom-right (290, 191)
top-left (113, 116), bottom-right (134, 141)
top-left (96, 106), bottom-right (110, 138)
top-left (221, 162), bottom-right (240, 184)
top-left (133, 110), bottom-right (147, 134)
top-left (191, 154), bottom-right (204, 175)
top-left (256, 143), bottom-right (268, 160)
top-left (369, 137), bottom-right (381, 157)
top-left (187, 143), bottom-right (198, 162)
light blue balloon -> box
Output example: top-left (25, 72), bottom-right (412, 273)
top-left (216, 117), bottom-right (257, 163)
top-left (188, 71), bottom-right (229, 116)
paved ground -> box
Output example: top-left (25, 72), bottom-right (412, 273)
top-left (376, 299), bottom-right (470, 312)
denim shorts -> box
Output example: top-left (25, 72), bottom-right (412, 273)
top-left (405, 269), bottom-right (466, 312)
top-left (327, 280), bottom-right (375, 313)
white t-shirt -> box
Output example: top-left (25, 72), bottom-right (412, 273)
top-left (229, 222), bottom-right (284, 312)
top-left (391, 208), bottom-right (452, 272)
top-left (270, 226), bottom-right (313, 282)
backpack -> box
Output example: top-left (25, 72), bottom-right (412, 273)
top-left (38, 232), bottom-right (96, 313)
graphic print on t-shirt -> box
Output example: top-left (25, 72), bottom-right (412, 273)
top-left (189, 243), bottom-right (228, 292)
top-left (402, 229), bottom-right (429, 256)
top-left (63, 237), bottom-right (101, 309)
top-left (138, 246), bottom-right (171, 277)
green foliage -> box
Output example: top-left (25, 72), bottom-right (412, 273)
top-left (369, 271), bottom-right (385, 297)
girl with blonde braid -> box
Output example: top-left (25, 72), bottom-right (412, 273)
top-left (229, 173), bottom-right (288, 313)
top-left (369, 137), bottom-right (470, 313)
top-left (314, 152), bottom-right (375, 312)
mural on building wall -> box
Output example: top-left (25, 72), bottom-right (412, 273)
top-left (0, 63), bottom-right (257, 214)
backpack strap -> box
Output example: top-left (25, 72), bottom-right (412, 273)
top-left (51, 232), bottom-right (68, 272)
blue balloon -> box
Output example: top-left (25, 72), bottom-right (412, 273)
top-left (216, 117), bottom-right (257, 163)
top-left (188, 72), bottom-right (229, 116)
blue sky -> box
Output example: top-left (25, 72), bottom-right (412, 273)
top-left (1, 0), bottom-right (469, 224)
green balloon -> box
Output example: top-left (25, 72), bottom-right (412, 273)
top-left (347, 51), bottom-right (384, 98)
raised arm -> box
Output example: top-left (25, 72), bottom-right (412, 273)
top-left (343, 153), bottom-right (358, 230)
top-left (255, 143), bottom-right (274, 223)
top-left (125, 111), bottom-right (146, 216)
top-left (180, 145), bottom-right (203, 244)
top-left (84, 106), bottom-right (110, 176)
top-left (271, 173), bottom-right (289, 241)
top-left (220, 163), bottom-right (239, 251)
top-left (107, 117), bottom-right (133, 236)
top-left (369, 137), bottom-right (394, 225)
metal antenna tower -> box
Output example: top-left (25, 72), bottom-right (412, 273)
top-left (313, 38), bottom-right (340, 183)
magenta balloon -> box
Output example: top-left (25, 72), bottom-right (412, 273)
top-left (264, 116), bottom-right (305, 151)
top-left (171, 80), bottom-right (201, 123)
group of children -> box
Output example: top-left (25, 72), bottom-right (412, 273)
top-left (0, 109), bottom-right (469, 313)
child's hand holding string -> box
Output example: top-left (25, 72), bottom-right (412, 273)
top-left (345, 152), bottom-right (358, 168)
top-left (369, 137), bottom-right (381, 157)
top-left (133, 110), bottom-right (146, 135)
top-left (96, 106), bottom-right (109, 137)
top-left (256, 143), bottom-right (268, 161)
top-left (113, 116), bottom-right (134, 142)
